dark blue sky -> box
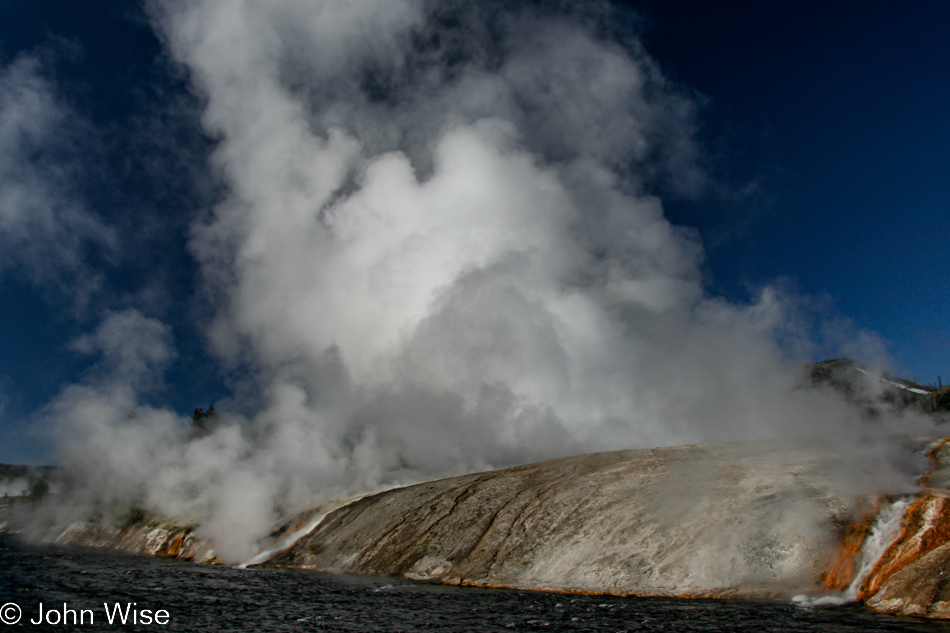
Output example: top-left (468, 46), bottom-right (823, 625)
top-left (634, 0), bottom-right (950, 382)
top-left (1, 0), bottom-right (947, 463)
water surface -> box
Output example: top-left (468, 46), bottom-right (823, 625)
top-left (1, 536), bottom-right (946, 632)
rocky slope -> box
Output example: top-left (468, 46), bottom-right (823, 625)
top-left (262, 440), bottom-right (871, 600)
top-left (7, 506), bottom-right (328, 567)
top-left (46, 520), bottom-right (216, 563)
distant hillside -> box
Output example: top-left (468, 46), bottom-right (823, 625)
top-left (808, 358), bottom-right (949, 415)
top-left (0, 464), bottom-right (55, 480)
top-left (0, 464), bottom-right (55, 502)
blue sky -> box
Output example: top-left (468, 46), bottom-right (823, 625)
top-left (1, 0), bottom-right (947, 464)
top-left (637, 0), bottom-right (950, 383)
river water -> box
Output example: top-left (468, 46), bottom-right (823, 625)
top-left (1, 536), bottom-right (946, 632)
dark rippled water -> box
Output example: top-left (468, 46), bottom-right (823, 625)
top-left (2, 536), bottom-right (947, 632)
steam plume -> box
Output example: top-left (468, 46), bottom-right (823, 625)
top-left (0, 51), bottom-right (115, 306)
top-left (16, 0), bottom-right (932, 562)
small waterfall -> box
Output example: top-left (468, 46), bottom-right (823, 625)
top-left (238, 509), bottom-right (336, 569)
top-left (237, 490), bottom-right (382, 569)
top-left (794, 496), bottom-right (912, 607)
top-left (843, 497), bottom-right (913, 600)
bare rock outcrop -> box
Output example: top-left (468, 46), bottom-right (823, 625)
top-left (263, 440), bottom-right (868, 599)
top-left (865, 541), bottom-right (950, 618)
top-left (44, 521), bottom-right (216, 563)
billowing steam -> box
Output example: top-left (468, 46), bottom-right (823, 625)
top-left (5, 1), bottom-right (931, 562)
top-left (0, 52), bottom-right (115, 307)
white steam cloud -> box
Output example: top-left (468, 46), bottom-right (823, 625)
top-left (0, 52), bottom-right (115, 305)
top-left (20, 0), bottom-right (932, 562)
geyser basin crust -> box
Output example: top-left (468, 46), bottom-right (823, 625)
top-left (263, 440), bottom-right (862, 599)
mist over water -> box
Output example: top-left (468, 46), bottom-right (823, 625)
top-left (4, 1), bottom-right (934, 561)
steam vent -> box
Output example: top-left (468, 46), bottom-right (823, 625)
top-left (260, 362), bottom-right (950, 614)
top-left (15, 433), bottom-right (950, 620)
top-left (15, 361), bottom-right (950, 619)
